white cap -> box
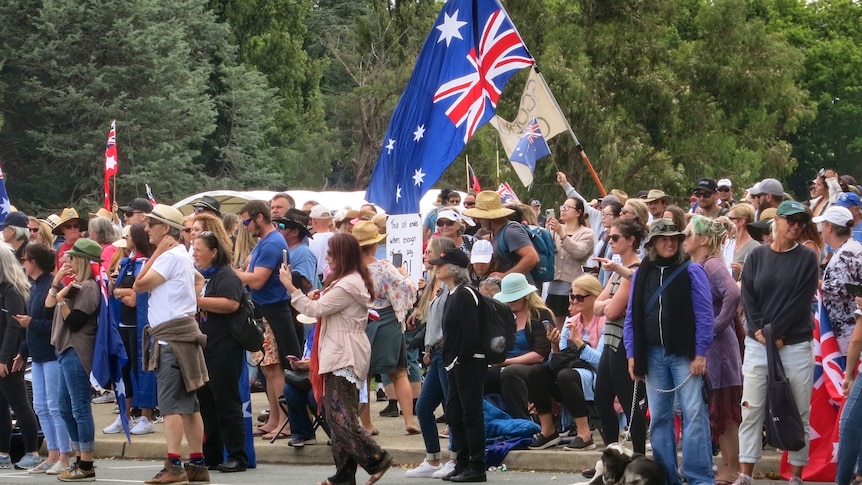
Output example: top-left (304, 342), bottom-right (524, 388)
top-left (309, 204), bottom-right (332, 220)
top-left (470, 239), bottom-right (493, 264)
top-left (717, 178), bottom-right (732, 189)
top-left (812, 206), bottom-right (854, 227)
top-left (437, 209), bottom-right (475, 227)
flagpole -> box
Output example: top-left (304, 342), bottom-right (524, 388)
top-left (465, 155), bottom-right (470, 193)
top-left (495, 148), bottom-right (500, 185)
top-left (534, 68), bottom-right (607, 196)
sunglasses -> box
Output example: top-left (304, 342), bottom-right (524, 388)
top-left (124, 211), bottom-right (143, 217)
top-left (448, 199), bottom-right (461, 204)
top-left (28, 227), bottom-right (39, 233)
top-left (436, 219), bottom-right (457, 227)
top-left (463, 201), bottom-right (476, 207)
top-left (779, 215), bottom-right (808, 227)
top-left (569, 293), bottom-right (590, 302)
top-left (717, 187), bottom-right (731, 192)
top-left (62, 222), bottom-right (80, 230)
top-left (608, 233), bottom-right (624, 242)
top-left (193, 207), bottom-right (207, 214)
top-left (183, 228), bottom-right (192, 233)
top-left (693, 191), bottom-right (712, 198)
top-left (242, 217), bottom-right (254, 227)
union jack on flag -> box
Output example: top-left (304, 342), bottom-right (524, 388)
top-left (366, 0), bottom-right (533, 215)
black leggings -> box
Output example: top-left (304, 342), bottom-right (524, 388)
top-left (527, 365), bottom-right (589, 418)
top-left (594, 344), bottom-right (646, 453)
top-left (0, 370), bottom-right (39, 453)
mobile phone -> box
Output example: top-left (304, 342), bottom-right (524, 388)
top-left (392, 252), bottom-right (403, 268)
top-left (846, 283), bottom-right (862, 297)
top-left (285, 355), bottom-right (300, 362)
top-left (282, 249), bottom-right (288, 267)
top-left (582, 265), bottom-right (600, 275)
top-left (545, 208), bottom-right (555, 220)
top-left (542, 320), bottom-right (553, 331)
top-left (66, 283), bottom-right (82, 299)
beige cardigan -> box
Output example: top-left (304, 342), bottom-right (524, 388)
top-left (142, 316), bottom-right (209, 392)
top-left (290, 273), bottom-right (373, 379)
top-left (553, 224), bottom-right (595, 283)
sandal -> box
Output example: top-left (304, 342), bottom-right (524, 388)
top-left (252, 428), bottom-right (269, 437)
top-left (365, 453), bottom-right (393, 485)
top-left (262, 431), bottom-right (290, 440)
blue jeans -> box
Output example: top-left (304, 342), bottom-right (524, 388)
top-left (645, 347), bottom-right (713, 485)
top-left (31, 360), bottom-right (72, 454)
top-left (57, 348), bottom-right (95, 452)
top-left (283, 382), bottom-right (318, 440)
top-left (838, 374), bottom-right (862, 484)
top-left (416, 350), bottom-right (451, 458)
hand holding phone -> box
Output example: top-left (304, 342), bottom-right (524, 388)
top-left (545, 208), bottom-right (555, 220)
top-left (392, 252), bottom-right (403, 268)
top-left (282, 249), bottom-right (289, 267)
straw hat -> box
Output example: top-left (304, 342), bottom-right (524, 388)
top-left (52, 208), bottom-right (89, 236)
top-left (113, 225), bottom-right (132, 248)
top-left (89, 208), bottom-right (115, 220)
top-left (353, 220), bottom-right (386, 247)
top-left (462, 191), bottom-right (514, 220)
top-left (643, 190), bottom-right (671, 203)
top-left (144, 204), bottom-right (186, 230)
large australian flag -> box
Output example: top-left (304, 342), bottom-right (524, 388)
top-left (365, 0), bottom-right (533, 215)
top-left (0, 166), bottom-right (11, 225)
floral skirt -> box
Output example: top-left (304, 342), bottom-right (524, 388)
top-left (250, 318), bottom-right (280, 367)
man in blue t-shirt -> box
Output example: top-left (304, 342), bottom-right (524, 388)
top-left (835, 192), bottom-right (862, 243)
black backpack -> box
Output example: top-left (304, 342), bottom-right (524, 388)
top-left (464, 286), bottom-right (515, 364)
top-left (229, 289), bottom-right (265, 352)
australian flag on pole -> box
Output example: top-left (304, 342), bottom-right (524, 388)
top-left (92, 268), bottom-right (130, 440)
top-left (509, 117), bottom-right (550, 185)
top-left (0, 166), bottom-right (11, 225)
top-left (365, 0), bottom-right (533, 215)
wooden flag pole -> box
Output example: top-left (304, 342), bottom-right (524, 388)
top-left (465, 155), bottom-right (470, 193)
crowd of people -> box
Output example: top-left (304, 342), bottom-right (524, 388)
top-left (0, 167), bottom-right (860, 484)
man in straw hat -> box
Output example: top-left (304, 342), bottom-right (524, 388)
top-left (643, 189), bottom-right (672, 221)
top-left (133, 204), bottom-right (210, 484)
top-left (463, 191), bottom-right (539, 283)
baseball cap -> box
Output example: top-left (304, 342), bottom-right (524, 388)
top-left (470, 239), bottom-right (493, 264)
top-left (437, 209), bottom-right (476, 227)
top-left (119, 198), bottom-right (153, 214)
top-left (776, 200), bottom-right (808, 218)
top-left (428, 248), bottom-right (470, 268)
top-left (759, 178), bottom-right (784, 197)
top-left (835, 192), bottom-right (862, 209)
top-left (1, 211), bottom-right (28, 228)
top-left (812, 206), bottom-right (854, 227)
top-left (717, 178), bottom-right (732, 189)
top-left (530, 199), bottom-right (541, 207)
top-left (693, 178), bottom-right (718, 194)
top-left (309, 204), bottom-right (332, 219)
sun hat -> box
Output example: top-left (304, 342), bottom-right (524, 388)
top-left (88, 208), bottom-right (115, 220)
top-left (835, 192), bottom-right (862, 209)
top-left (776, 200), bottom-right (808, 218)
top-left (352, 220), bottom-right (386, 247)
top-left (494, 273), bottom-right (538, 303)
top-left (41, 214), bottom-right (61, 230)
top-left (113, 225), bottom-right (132, 248)
top-left (274, 209), bottom-right (313, 239)
top-left (462, 191), bottom-right (514, 219)
top-left (428, 247), bottom-right (470, 268)
top-left (470, 239), bottom-right (493, 264)
top-left (144, 204), bottom-right (186, 230)
top-left (1, 211), bottom-right (28, 228)
top-left (812, 206), bottom-right (853, 227)
top-left (52, 208), bottom-right (89, 236)
top-left (610, 189), bottom-right (629, 205)
top-left (65, 238), bottom-right (103, 263)
top-left (119, 198), bottom-right (153, 214)
top-left (193, 195), bottom-right (222, 216)
top-left (309, 204), bottom-right (332, 220)
top-left (747, 207), bottom-right (778, 241)
top-left (644, 218), bottom-right (685, 246)
top-left (643, 189), bottom-right (671, 203)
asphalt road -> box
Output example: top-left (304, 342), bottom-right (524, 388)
top-left (0, 459), bottom-right (835, 484)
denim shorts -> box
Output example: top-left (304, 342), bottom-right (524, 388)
top-left (156, 345), bottom-right (200, 415)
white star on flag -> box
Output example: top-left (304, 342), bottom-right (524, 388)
top-left (413, 125), bottom-right (426, 142)
top-left (0, 196), bottom-right (10, 216)
top-left (106, 156), bottom-right (117, 172)
top-left (436, 10), bottom-right (467, 47)
top-left (412, 169), bottom-right (426, 186)
top-left (396, 185), bottom-right (402, 202)
top-left (385, 138), bottom-right (396, 154)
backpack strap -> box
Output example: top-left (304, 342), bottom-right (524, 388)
top-left (644, 261), bottom-right (690, 315)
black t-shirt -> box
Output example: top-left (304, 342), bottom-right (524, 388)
top-left (197, 265), bottom-right (243, 356)
top-left (117, 265), bottom-right (138, 325)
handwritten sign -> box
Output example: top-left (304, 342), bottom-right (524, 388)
top-left (386, 214), bottom-right (423, 282)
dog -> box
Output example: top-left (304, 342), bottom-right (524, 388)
top-left (569, 442), bottom-right (666, 485)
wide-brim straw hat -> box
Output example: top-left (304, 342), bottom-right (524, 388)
top-left (353, 220), bottom-right (386, 247)
top-left (144, 204), bottom-right (186, 230)
top-left (463, 191), bottom-right (514, 219)
top-left (644, 189), bottom-right (671, 203)
top-left (89, 208), bottom-right (115, 220)
top-left (52, 208), bottom-right (89, 236)
top-left (113, 225), bottom-right (132, 248)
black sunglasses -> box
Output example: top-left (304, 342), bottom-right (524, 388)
top-left (569, 293), bottom-right (589, 302)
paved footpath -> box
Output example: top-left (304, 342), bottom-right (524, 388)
top-left (89, 391), bottom-right (786, 478)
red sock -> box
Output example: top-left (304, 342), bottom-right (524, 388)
top-left (189, 453), bottom-right (203, 460)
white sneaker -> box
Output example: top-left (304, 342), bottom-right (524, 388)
top-left (406, 459), bottom-right (442, 478)
top-left (432, 460), bottom-right (456, 479)
top-left (91, 390), bottom-right (116, 404)
top-left (130, 416), bottom-right (155, 435)
top-left (46, 461), bottom-right (69, 475)
top-left (102, 416), bottom-right (124, 434)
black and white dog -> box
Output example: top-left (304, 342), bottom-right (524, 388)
top-left (570, 443), bottom-right (667, 485)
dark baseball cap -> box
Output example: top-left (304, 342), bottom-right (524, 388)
top-left (120, 198), bottom-right (153, 214)
top-left (428, 248), bottom-right (470, 268)
top-left (693, 178), bottom-right (718, 194)
top-left (1, 211), bottom-right (28, 228)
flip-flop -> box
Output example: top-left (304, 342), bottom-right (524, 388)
top-left (365, 453), bottom-right (393, 485)
top-left (363, 427), bottom-right (379, 436)
top-left (252, 428), bottom-right (269, 437)
top-left (262, 431), bottom-right (290, 440)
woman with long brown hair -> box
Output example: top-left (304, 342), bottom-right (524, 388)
top-left (281, 233), bottom-right (393, 485)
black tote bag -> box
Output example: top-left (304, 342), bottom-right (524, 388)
top-left (763, 324), bottom-right (806, 452)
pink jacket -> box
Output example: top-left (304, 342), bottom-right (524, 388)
top-left (290, 273), bottom-right (373, 379)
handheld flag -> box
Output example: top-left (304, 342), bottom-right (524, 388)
top-left (365, 0), bottom-right (533, 214)
top-left (496, 182), bottom-right (520, 204)
top-left (467, 162), bottom-right (481, 192)
top-left (92, 267), bottom-right (130, 440)
top-left (0, 166), bottom-right (10, 225)
top-left (104, 121), bottom-right (118, 210)
top-left (508, 117), bottom-right (551, 186)
top-left (145, 184), bottom-right (157, 205)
